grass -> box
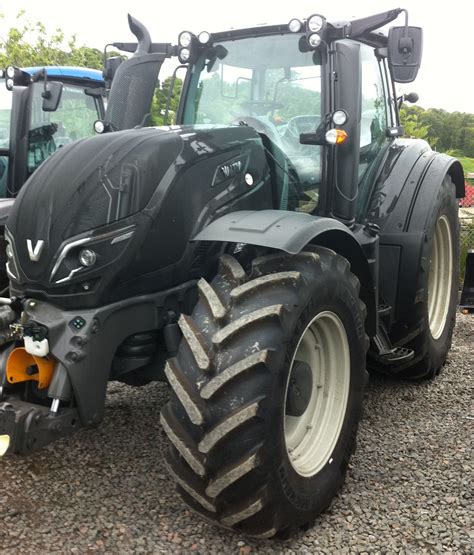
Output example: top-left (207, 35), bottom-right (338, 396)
top-left (456, 156), bottom-right (474, 175)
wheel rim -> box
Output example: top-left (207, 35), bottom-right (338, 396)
top-left (284, 311), bottom-right (350, 477)
top-left (427, 215), bottom-right (453, 340)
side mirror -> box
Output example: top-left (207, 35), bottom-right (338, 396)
top-left (42, 81), bottom-right (63, 112)
top-left (388, 25), bottom-right (423, 83)
top-left (103, 56), bottom-right (123, 88)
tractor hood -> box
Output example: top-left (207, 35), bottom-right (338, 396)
top-left (6, 128), bottom-right (182, 283)
top-left (5, 124), bottom-right (271, 308)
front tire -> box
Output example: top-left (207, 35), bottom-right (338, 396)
top-left (161, 247), bottom-right (368, 537)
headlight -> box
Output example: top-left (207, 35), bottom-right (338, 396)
top-left (50, 225), bottom-right (135, 285)
top-left (307, 14), bottom-right (325, 33)
top-left (79, 248), bottom-right (97, 267)
top-left (5, 78), bottom-right (13, 91)
top-left (308, 33), bottom-right (322, 48)
top-left (178, 31), bottom-right (193, 48)
top-left (6, 244), bottom-right (13, 259)
top-left (6, 66), bottom-right (15, 79)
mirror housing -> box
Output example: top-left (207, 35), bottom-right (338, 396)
top-left (388, 25), bottom-right (423, 83)
top-left (103, 56), bottom-right (123, 88)
top-left (42, 81), bottom-right (63, 112)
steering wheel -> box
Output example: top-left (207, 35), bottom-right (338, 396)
top-left (286, 115), bottom-right (322, 142)
top-left (239, 100), bottom-right (283, 116)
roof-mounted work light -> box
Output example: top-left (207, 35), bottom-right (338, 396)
top-left (288, 18), bottom-right (303, 33)
top-left (4, 66), bottom-right (31, 90)
top-left (177, 29), bottom-right (212, 64)
top-left (305, 14), bottom-right (326, 50)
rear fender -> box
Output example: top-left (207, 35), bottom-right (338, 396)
top-left (193, 210), bottom-right (377, 335)
top-left (375, 148), bottom-right (463, 321)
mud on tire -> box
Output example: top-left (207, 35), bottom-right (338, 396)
top-left (160, 247), bottom-right (368, 538)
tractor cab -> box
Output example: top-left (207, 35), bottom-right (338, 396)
top-left (170, 11), bottom-right (423, 225)
top-left (0, 66), bottom-right (105, 198)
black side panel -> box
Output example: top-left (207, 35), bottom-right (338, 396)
top-left (378, 243), bottom-right (401, 318)
top-left (332, 40), bottom-right (361, 223)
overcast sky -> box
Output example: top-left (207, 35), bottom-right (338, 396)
top-left (1, 0), bottom-right (472, 113)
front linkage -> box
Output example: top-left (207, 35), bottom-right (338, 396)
top-left (0, 282), bottom-right (195, 457)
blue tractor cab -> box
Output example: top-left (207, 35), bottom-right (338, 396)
top-left (0, 65), bottom-right (105, 199)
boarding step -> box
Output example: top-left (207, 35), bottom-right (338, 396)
top-left (369, 346), bottom-right (414, 366)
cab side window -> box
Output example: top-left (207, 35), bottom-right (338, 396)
top-left (358, 44), bottom-right (389, 184)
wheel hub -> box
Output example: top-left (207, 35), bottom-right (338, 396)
top-left (286, 360), bottom-right (313, 417)
top-left (284, 311), bottom-right (350, 477)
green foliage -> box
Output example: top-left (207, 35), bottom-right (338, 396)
top-left (0, 11), bottom-right (102, 69)
top-left (400, 104), bottom-right (474, 157)
top-left (399, 105), bottom-right (433, 143)
top-left (150, 76), bottom-right (183, 126)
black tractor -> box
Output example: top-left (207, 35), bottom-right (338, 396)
top-left (0, 9), bottom-right (464, 539)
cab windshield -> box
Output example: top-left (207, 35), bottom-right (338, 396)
top-left (183, 33), bottom-right (323, 213)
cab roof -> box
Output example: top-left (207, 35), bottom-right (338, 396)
top-left (21, 66), bottom-right (103, 84)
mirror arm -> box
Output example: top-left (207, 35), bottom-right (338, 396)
top-left (299, 114), bottom-right (332, 146)
top-left (34, 69), bottom-right (52, 100)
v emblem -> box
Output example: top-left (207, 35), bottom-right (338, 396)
top-left (27, 239), bottom-right (45, 262)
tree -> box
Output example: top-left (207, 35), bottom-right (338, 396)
top-left (400, 104), bottom-right (474, 157)
top-left (400, 105), bottom-right (433, 144)
top-left (150, 76), bottom-right (183, 126)
top-left (0, 11), bottom-right (102, 69)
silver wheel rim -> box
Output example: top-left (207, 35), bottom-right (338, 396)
top-left (427, 215), bottom-right (453, 340)
top-left (284, 311), bottom-right (350, 477)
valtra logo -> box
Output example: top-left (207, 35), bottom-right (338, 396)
top-left (26, 239), bottom-right (45, 262)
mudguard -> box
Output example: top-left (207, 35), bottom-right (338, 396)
top-left (367, 140), bottom-right (464, 321)
top-left (193, 209), bottom-right (377, 335)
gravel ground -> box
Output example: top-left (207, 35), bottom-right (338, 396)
top-left (0, 314), bottom-right (472, 554)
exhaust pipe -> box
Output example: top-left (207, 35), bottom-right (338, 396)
top-left (104, 14), bottom-right (167, 131)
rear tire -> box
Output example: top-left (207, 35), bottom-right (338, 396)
top-left (160, 247), bottom-right (368, 537)
top-left (399, 175), bottom-right (459, 379)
